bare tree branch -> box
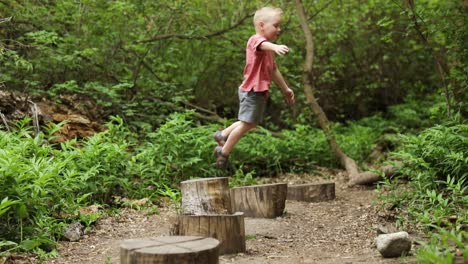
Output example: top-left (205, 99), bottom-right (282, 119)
top-left (308, 0), bottom-right (334, 21)
top-left (181, 101), bottom-right (218, 116)
top-left (137, 13), bottom-right (252, 44)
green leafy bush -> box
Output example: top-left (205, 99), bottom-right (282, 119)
top-left (233, 115), bottom-right (388, 173)
top-left (378, 122), bottom-right (467, 261)
top-left (387, 96), bottom-right (448, 131)
top-left (129, 111), bottom-right (223, 187)
top-left (417, 227), bottom-right (467, 264)
top-left (396, 124), bottom-right (467, 186)
top-left (0, 117), bottom-right (137, 255)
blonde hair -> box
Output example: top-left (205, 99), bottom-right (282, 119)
top-left (253, 7), bottom-right (283, 26)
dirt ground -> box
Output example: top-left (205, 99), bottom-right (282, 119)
top-left (26, 170), bottom-right (416, 264)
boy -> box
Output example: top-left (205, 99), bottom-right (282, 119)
top-left (214, 7), bottom-right (295, 169)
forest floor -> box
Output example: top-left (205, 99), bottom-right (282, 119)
top-left (31, 169), bottom-right (418, 264)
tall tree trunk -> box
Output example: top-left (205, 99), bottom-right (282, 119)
top-left (295, 0), bottom-right (379, 186)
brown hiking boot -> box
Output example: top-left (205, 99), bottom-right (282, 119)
top-left (213, 130), bottom-right (227, 146)
top-left (214, 146), bottom-right (229, 169)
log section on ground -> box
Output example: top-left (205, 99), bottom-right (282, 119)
top-left (180, 177), bottom-right (232, 215)
top-left (120, 236), bottom-right (220, 264)
top-left (176, 212), bottom-right (245, 255)
top-left (230, 183), bottom-right (287, 218)
top-left (287, 182), bottom-right (335, 202)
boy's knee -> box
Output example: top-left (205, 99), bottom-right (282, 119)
top-left (241, 122), bottom-right (257, 130)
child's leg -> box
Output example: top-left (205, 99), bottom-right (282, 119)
top-left (220, 121), bottom-right (242, 138)
top-left (215, 89), bottom-right (265, 167)
top-left (214, 121), bottom-right (242, 146)
top-left (221, 121), bottom-right (256, 156)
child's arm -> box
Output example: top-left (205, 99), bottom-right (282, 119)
top-left (259, 42), bottom-right (289, 56)
top-left (272, 67), bottom-right (295, 105)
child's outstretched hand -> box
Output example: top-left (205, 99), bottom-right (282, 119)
top-left (283, 88), bottom-right (295, 105)
top-left (274, 44), bottom-right (289, 56)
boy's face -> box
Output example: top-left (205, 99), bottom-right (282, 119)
top-left (260, 14), bottom-right (282, 41)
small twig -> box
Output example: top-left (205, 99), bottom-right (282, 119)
top-left (28, 100), bottom-right (40, 135)
top-left (267, 255), bottom-right (289, 258)
top-left (0, 17), bottom-right (12, 24)
top-left (0, 111), bottom-right (10, 132)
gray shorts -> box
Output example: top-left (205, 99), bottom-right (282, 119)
top-left (238, 89), bottom-right (267, 124)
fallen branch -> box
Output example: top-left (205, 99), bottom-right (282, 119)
top-left (181, 101), bottom-right (219, 117)
top-left (352, 165), bottom-right (401, 186)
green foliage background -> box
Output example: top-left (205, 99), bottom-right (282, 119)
top-left (0, 0), bottom-right (467, 261)
top-left (1, 0), bottom-right (466, 128)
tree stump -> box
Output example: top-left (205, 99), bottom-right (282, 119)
top-left (177, 212), bottom-right (245, 255)
top-left (230, 183), bottom-right (287, 218)
top-left (287, 182), bottom-right (335, 202)
top-left (120, 236), bottom-right (219, 264)
top-left (180, 177), bottom-right (232, 215)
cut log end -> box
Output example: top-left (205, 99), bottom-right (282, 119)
top-left (120, 236), bottom-right (220, 264)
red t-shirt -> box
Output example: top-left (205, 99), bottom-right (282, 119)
top-left (239, 35), bottom-right (276, 92)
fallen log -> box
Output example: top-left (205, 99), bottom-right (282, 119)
top-left (350, 165), bottom-right (401, 186)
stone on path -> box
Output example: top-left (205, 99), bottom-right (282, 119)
top-left (376, 231), bottom-right (412, 258)
top-left (63, 222), bottom-right (84, 242)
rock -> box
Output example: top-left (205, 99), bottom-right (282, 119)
top-left (63, 222), bottom-right (84, 242)
top-left (376, 231), bottom-right (411, 258)
top-left (375, 224), bottom-right (398, 235)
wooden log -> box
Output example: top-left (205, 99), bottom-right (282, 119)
top-left (382, 164), bottom-right (400, 177)
top-left (287, 182), bottom-right (335, 202)
top-left (230, 183), bottom-right (287, 218)
top-left (180, 177), bottom-right (232, 215)
top-left (352, 165), bottom-right (401, 185)
top-left (177, 212), bottom-right (245, 255)
top-left (120, 236), bottom-right (219, 264)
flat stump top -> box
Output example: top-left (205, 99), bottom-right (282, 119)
top-left (231, 183), bottom-right (287, 189)
top-left (181, 177), bottom-right (229, 184)
top-left (121, 236), bottom-right (220, 254)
